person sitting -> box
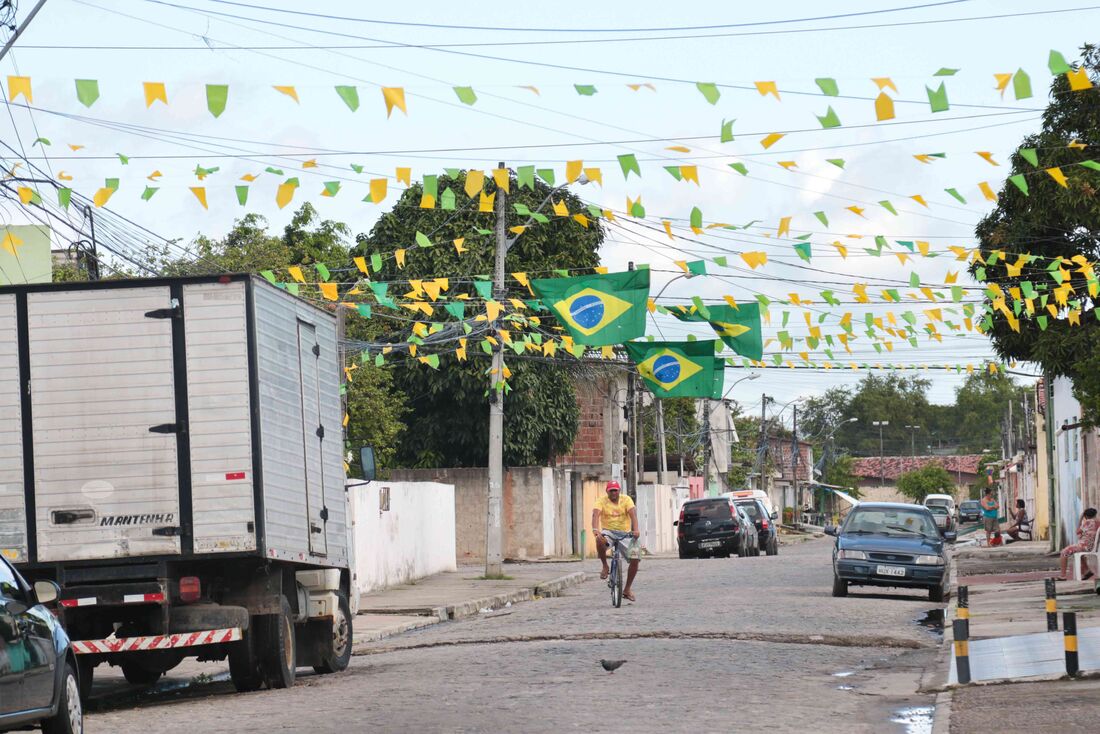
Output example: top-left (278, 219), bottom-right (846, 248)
top-left (1004, 500), bottom-right (1030, 543)
top-left (1057, 508), bottom-right (1099, 581)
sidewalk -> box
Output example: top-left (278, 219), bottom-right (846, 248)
top-left (352, 561), bottom-right (589, 650)
top-left (931, 534), bottom-right (1100, 733)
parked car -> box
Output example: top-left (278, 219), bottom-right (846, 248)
top-left (675, 498), bottom-right (759, 558)
top-left (927, 504), bottom-right (956, 538)
top-left (825, 502), bottom-right (954, 602)
top-left (923, 494), bottom-right (956, 517)
top-left (735, 499), bottom-right (778, 556)
top-left (958, 500), bottom-right (982, 524)
top-left (723, 489), bottom-right (778, 521)
top-left (1, 555), bottom-right (82, 734)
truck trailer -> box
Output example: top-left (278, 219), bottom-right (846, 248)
top-left (0, 274), bottom-right (352, 698)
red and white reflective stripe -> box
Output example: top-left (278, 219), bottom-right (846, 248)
top-left (122, 593), bottom-right (165, 604)
top-left (71, 627), bottom-right (241, 655)
top-left (59, 597), bottom-right (96, 608)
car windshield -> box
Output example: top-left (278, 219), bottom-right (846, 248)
top-left (843, 508), bottom-right (938, 537)
top-left (960, 501), bottom-right (980, 510)
top-left (926, 499), bottom-right (951, 508)
top-left (735, 502), bottom-right (761, 519)
top-left (927, 506), bottom-right (948, 516)
top-left (683, 501), bottom-right (732, 521)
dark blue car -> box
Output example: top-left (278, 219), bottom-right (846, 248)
top-left (825, 502), bottom-right (954, 602)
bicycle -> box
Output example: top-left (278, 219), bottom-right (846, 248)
top-left (601, 531), bottom-right (631, 608)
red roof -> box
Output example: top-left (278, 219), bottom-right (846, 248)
top-left (850, 455), bottom-right (983, 481)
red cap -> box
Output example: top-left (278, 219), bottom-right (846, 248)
top-left (605, 481), bottom-right (621, 491)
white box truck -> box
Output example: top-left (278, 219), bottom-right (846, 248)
top-left (0, 274), bottom-right (352, 698)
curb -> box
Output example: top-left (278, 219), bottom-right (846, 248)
top-left (353, 614), bottom-right (444, 646)
top-left (449, 571), bottom-right (589, 620)
top-left (929, 544), bottom-right (962, 731)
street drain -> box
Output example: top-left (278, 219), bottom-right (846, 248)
top-left (915, 609), bottom-right (944, 635)
top-left (890, 706), bottom-right (934, 734)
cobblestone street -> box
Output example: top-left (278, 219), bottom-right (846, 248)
top-left (86, 538), bottom-right (943, 733)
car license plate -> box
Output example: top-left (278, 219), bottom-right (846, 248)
top-left (876, 565), bottom-right (906, 577)
top-left (699, 540), bottom-right (720, 549)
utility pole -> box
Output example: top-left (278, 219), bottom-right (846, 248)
top-left (655, 399), bottom-right (669, 485)
top-left (873, 420), bottom-right (889, 487)
top-left (702, 399), bottom-right (712, 496)
top-left (624, 262), bottom-right (637, 499)
top-left (0, 0), bottom-right (49, 64)
top-left (485, 162), bottom-right (507, 577)
top-left (905, 424), bottom-right (921, 457)
top-left (792, 405), bottom-right (800, 527)
top-left (756, 394), bottom-right (769, 493)
top-left (636, 390), bottom-right (644, 489)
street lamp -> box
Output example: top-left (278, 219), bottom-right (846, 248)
top-left (904, 424), bottom-right (921, 457)
top-left (872, 420), bottom-right (889, 487)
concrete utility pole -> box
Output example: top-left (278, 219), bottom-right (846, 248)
top-left (655, 399), bottom-right (669, 485)
top-left (905, 424), bottom-right (921, 457)
top-left (792, 405), bottom-right (800, 526)
top-left (757, 394), bottom-right (769, 492)
top-left (624, 262), bottom-right (637, 499)
top-left (702, 399), bottom-right (712, 496)
top-left (873, 420), bottom-right (889, 487)
top-left (0, 0), bottom-right (49, 64)
top-left (485, 162), bottom-right (508, 577)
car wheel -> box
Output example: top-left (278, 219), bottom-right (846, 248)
top-left (121, 664), bottom-right (162, 686)
top-left (42, 661), bottom-right (82, 734)
top-left (832, 575), bottom-right (848, 597)
top-left (929, 584), bottom-right (946, 603)
top-left (313, 593), bottom-right (353, 674)
top-left (678, 547), bottom-right (692, 559)
top-left (259, 595), bottom-right (297, 689)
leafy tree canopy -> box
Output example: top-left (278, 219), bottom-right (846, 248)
top-left (896, 464), bottom-right (955, 501)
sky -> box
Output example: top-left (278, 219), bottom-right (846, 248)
top-left (0, 0), bottom-right (1095, 408)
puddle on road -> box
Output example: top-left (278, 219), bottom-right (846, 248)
top-left (890, 706), bottom-right (934, 734)
top-left (831, 670), bottom-right (855, 678)
top-left (914, 608), bottom-right (944, 636)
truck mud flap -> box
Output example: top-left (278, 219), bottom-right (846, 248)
top-left (72, 627), bottom-right (242, 655)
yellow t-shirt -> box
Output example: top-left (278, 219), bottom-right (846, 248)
top-left (595, 494), bottom-right (635, 532)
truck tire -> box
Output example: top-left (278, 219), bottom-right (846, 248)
top-left (313, 593), bottom-right (353, 674)
top-left (259, 595), bottom-right (296, 689)
top-left (228, 621), bottom-right (264, 693)
top-left (121, 664), bottom-right (162, 686)
top-left (76, 657), bottom-right (95, 703)
top-left (42, 661), bottom-right (82, 734)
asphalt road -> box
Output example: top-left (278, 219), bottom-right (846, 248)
top-left (85, 537), bottom-right (944, 733)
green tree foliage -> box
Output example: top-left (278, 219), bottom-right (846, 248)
top-left (896, 463), bottom-right (955, 501)
top-left (643, 398), bottom-right (700, 473)
top-left (356, 172), bottom-right (604, 467)
top-left (822, 454), bottom-right (860, 498)
top-left (974, 45), bottom-right (1100, 422)
top-left (952, 372), bottom-right (1027, 453)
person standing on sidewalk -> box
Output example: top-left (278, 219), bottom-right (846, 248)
top-left (1058, 508), bottom-right (1099, 581)
top-left (980, 488), bottom-right (1000, 545)
top-left (592, 481), bottom-right (641, 602)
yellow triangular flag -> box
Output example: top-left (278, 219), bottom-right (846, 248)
top-left (993, 73), bottom-right (1012, 96)
top-left (492, 168), bottom-right (510, 192)
top-left (760, 133), bottom-right (784, 149)
top-left (871, 77), bottom-right (897, 92)
top-left (874, 92), bottom-right (895, 121)
top-left (777, 216), bottom-right (791, 237)
top-left (381, 87), bottom-right (407, 117)
top-left (189, 186), bottom-right (208, 209)
top-left (92, 187), bottom-right (114, 207)
top-left (273, 85), bottom-right (299, 103)
top-left (354, 256), bottom-right (368, 274)
top-left (395, 167), bottom-right (411, 185)
top-left (276, 181), bottom-right (296, 209)
top-left (479, 191), bottom-right (495, 212)
top-left (318, 282), bottom-right (338, 301)
top-left (680, 165), bottom-right (699, 184)
top-left (302, 159), bottom-right (317, 169)
top-left (754, 81), bottom-right (780, 99)
top-left (17, 186), bottom-right (33, 204)
top-left (976, 151), bottom-right (999, 166)
top-left (288, 266), bottom-right (305, 283)
top-left (453, 238), bottom-right (467, 254)
top-left (1, 230), bottom-right (24, 255)
top-left (832, 241), bottom-right (848, 258)
top-left (910, 194), bottom-right (928, 208)
top-left (1067, 68), bottom-right (1093, 91)
top-left (1046, 167), bottom-right (1069, 188)
top-left (583, 167), bottom-right (603, 186)
top-left (551, 199), bottom-right (569, 217)
top-left (464, 170), bottom-right (484, 197)
top-left (142, 81), bottom-right (167, 107)
top-left (978, 181), bottom-right (997, 201)
top-left (369, 178), bottom-right (387, 203)
top-left (395, 249), bottom-right (406, 268)
top-left (565, 160), bottom-right (583, 182)
top-left (7, 75), bottom-right (31, 102)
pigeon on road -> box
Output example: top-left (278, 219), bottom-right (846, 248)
top-left (599, 659), bottom-right (626, 673)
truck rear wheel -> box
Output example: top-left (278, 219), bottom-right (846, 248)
top-left (259, 595), bottom-right (296, 689)
top-left (313, 593), bottom-right (353, 674)
top-left (121, 664), bottom-right (162, 686)
top-left (228, 621), bottom-right (264, 693)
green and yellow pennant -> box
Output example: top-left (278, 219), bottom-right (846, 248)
top-left (623, 339), bottom-right (723, 399)
top-left (669, 302), bottom-right (763, 361)
top-left (531, 270), bottom-right (649, 346)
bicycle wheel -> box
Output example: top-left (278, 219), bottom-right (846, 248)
top-left (611, 549), bottom-right (623, 608)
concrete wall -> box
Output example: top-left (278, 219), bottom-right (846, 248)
top-left (389, 467), bottom-right (573, 561)
top-left (636, 484), bottom-right (678, 555)
top-left (347, 480), bottom-right (457, 594)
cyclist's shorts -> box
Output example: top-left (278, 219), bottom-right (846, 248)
top-left (603, 530), bottom-right (641, 561)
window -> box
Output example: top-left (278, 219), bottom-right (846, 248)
top-left (842, 508), bottom-right (938, 537)
top-left (0, 559), bottom-right (23, 600)
top-left (682, 501), bottom-right (732, 521)
top-left (736, 502), bottom-right (761, 520)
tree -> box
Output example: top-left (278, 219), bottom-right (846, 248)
top-left (643, 397), bottom-right (700, 473)
top-left (356, 171), bottom-right (604, 467)
top-left (822, 454), bottom-right (860, 499)
top-left (974, 45), bottom-right (1100, 423)
top-left (952, 371), bottom-right (1026, 454)
top-left (800, 374), bottom-right (933, 457)
top-left (896, 463), bottom-right (955, 501)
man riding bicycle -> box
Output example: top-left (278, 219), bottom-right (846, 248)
top-left (592, 480), bottom-right (640, 602)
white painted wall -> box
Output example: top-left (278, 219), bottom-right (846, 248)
top-left (636, 484), bottom-right (678, 554)
top-left (347, 480), bottom-right (457, 595)
top-left (1052, 377), bottom-right (1084, 548)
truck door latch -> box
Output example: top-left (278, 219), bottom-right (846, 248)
top-left (149, 422), bottom-right (187, 434)
top-left (152, 526), bottom-right (181, 537)
top-left (144, 303), bottom-right (181, 320)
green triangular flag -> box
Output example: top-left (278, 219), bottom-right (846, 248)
top-left (933, 68), bottom-right (959, 76)
top-left (879, 200), bottom-right (898, 215)
top-left (926, 82), bottom-right (949, 112)
top-left (792, 242), bottom-right (812, 262)
top-left (813, 211), bottom-right (829, 227)
top-left (713, 256), bottom-right (728, 267)
top-left (356, 304), bottom-right (372, 319)
top-left (815, 78), bottom-right (839, 96)
top-left (75, 79), bottom-right (100, 107)
top-left (141, 186), bottom-right (158, 201)
top-left (630, 199), bottom-right (646, 217)
top-left (265, 167), bottom-right (284, 175)
top-left (58, 188), bottom-right (72, 209)
top-left (1079, 160), bottom-right (1100, 172)
top-left (443, 302), bottom-right (465, 320)
top-left (1048, 50), bottom-right (1071, 74)
top-left (335, 85), bottom-right (359, 111)
top-left (728, 162), bottom-right (748, 176)
top-left (375, 353), bottom-right (384, 366)
top-left (259, 270), bottom-right (277, 285)
top-left (285, 283), bottom-right (299, 296)
top-left (1008, 174), bottom-right (1028, 195)
top-left (720, 118), bottom-right (735, 143)
top-left (686, 260), bottom-right (707, 276)
top-left (323, 181), bottom-right (340, 196)
top-left (474, 281), bottom-right (493, 299)
top-left (1019, 148), bottom-right (1039, 167)
top-left (537, 168), bottom-right (555, 186)
top-left (453, 86), bottom-right (477, 105)
top-left (370, 253), bottom-right (383, 272)
top-left (690, 207), bottom-right (703, 230)
top-left (315, 263), bottom-right (330, 281)
top-left (206, 84), bottom-right (229, 118)
top-left (816, 106), bottom-right (841, 129)
top-left (1013, 69), bottom-right (1032, 100)
top-left (909, 272), bottom-right (921, 288)
top-left (574, 84), bottom-right (597, 96)
top-left (944, 188), bottom-right (967, 204)
top-left (415, 231), bottom-right (432, 248)
top-left (617, 153), bottom-right (641, 179)
top-left (349, 164), bottom-right (363, 174)
top-left (105, 178), bottom-right (119, 190)
top-left (695, 82), bottom-right (720, 104)
top-left (664, 166), bottom-right (683, 181)
top-left (441, 187), bottom-right (456, 210)
top-left (1037, 314), bottom-right (1049, 331)
top-left (826, 159), bottom-right (845, 169)
top-left (517, 165), bottom-right (535, 189)
top-left (234, 185), bottom-right (248, 205)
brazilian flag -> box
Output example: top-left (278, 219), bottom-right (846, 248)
top-left (669, 302), bottom-right (763, 361)
top-left (623, 339), bottom-right (723, 399)
top-left (531, 270), bottom-right (649, 346)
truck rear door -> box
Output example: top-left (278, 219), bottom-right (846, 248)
top-left (296, 320), bottom-right (327, 556)
top-left (28, 287), bottom-right (182, 561)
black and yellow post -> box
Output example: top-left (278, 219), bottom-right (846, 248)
top-left (957, 585), bottom-right (969, 622)
top-left (1064, 611), bottom-right (1079, 677)
top-left (1045, 578), bottom-right (1058, 631)
top-left (953, 618), bottom-right (971, 684)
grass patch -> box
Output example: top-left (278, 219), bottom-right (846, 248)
top-left (476, 573), bottom-right (514, 580)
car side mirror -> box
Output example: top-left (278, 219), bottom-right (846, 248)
top-left (33, 580), bottom-right (60, 605)
top-left (824, 525), bottom-right (838, 537)
top-left (770, 511), bottom-right (779, 520)
top-left (943, 531), bottom-right (957, 543)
